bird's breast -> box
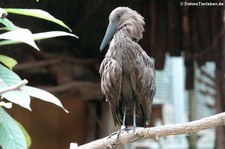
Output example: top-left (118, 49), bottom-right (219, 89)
top-left (109, 39), bottom-right (140, 101)
top-left (110, 38), bottom-right (138, 66)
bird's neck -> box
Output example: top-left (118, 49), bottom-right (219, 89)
top-left (118, 23), bottom-right (144, 42)
top-left (106, 31), bottom-right (143, 60)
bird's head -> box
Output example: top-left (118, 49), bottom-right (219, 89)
top-left (100, 7), bottom-right (145, 51)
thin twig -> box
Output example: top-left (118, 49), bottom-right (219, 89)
top-left (45, 54), bottom-right (97, 66)
top-left (14, 59), bottom-right (61, 71)
top-left (70, 112), bottom-right (225, 149)
top-left (0, 79), bottom-right (28, 95)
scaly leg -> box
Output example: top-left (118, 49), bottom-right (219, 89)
top-left (121, 104), bottom-right (127, 129)
top-left (108, 105), bottom-right (129, 140)
top-left (116, 104), bottom-right (128, 140)
top-left (132, 100), bottom-right (137, 134)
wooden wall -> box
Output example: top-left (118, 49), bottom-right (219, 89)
top-left (1, 0), bottom-right (225, 148)
top-left (8, 95), bottom-right (89, 149)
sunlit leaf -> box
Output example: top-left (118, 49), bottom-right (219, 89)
top-left (16, 121), bottom-right (32, 148)
top-left (0, 107), bottom-right (27, 149)
top-left (0, 18), bottom-right (17, 30)
top-left (0, 27), bottom-right (9, 31)
top-left (0, 31), bottom-right (78, 46)
top-left (0, 64), bottom-right (31, 110)
top-left (0, 54), bottom-right (17, 69)
top-left (5, 8), bottom-right (72, 32)
top-left (25, 86), bottom-right (69, 113)
top-left (33, 31), bottom-right (78, 40)
top-left (0, 28), bottom-right (39, 50)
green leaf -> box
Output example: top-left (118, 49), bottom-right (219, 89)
top-left (0, 27), bottom-right (9, 31)
top-left (33, 31), bottom-right (78, 40)
top-left (16, 121), bottom-right (31, 148)
top-left (0, 18), bottom-right (17, 30)
top-left (25, 86), bottom-right (69, 113)
top-left (0, 107), bottom-right (27, 149)
top-left (0, 55), bottom-right (17, 69)
top-left (5, 8), bottom-right (72, 32)
top-left (0, 31), bottom-right (78, 46)
top-left (0, 28), bottom-right (39, 50)
top-left (0, 64), bottom-right (31, 110)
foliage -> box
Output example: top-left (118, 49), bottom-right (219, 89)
top-left (0, 7), bottom-right (77, 149)
top-left (0, 107), bottom-right (27, 149)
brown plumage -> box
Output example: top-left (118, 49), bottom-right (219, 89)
top-left (99, 7), bottom-right (156, 129)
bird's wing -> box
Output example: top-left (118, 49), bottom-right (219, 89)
top-left (131, 50), bottom-right (156, 126)
top-left (99, 57), bottom-right (122, 124)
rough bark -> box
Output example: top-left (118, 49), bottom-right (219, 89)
top-left (70, 112), bottom-right (225, 149)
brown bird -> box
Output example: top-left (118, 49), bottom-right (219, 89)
top-left (99, 7), bottom-right (156, 132)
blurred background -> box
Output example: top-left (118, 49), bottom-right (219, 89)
top-left (0, 0), bottom-right (224, 149)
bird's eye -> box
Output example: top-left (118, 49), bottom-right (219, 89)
top-left (117, 12), bottom-right (123, 19)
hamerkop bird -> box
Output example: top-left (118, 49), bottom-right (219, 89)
top-left (99, 7), bottom-right (156, 133)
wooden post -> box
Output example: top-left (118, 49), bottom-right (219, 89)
top-left (182, 2), bottom-right (198, 148)
top-left (187, 88), bottom-right (198, 149)
top-left (215, 5), bottom-right (225, 149)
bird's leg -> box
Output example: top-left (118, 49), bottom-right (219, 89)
top-left (121, 104), bottom-right (127, 130)
top-left (116, 104), bottom-right (129, 140)
top-left (107, 105), bottom-right (129, 140)
top-left (132, 100), bottom-right (137, 134)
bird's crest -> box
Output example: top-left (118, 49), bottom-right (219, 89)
top-left (100, 7), bottom-right (145, 50)
top-left (109, 7), bottom-right (145, 41)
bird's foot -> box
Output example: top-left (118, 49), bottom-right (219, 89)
top-left (132, 125), bottom-right (137, 135)
top-left (107, 125), bottom-right (130, 140)
top-left (107, 131), bottom-right (117, 139)
top-left (116, 125), bottom-right (130, 141)
top-left (107, 126), bottom-right (138, 148)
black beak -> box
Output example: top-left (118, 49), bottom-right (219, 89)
top-left (100, 21), bottom-right (117, 51)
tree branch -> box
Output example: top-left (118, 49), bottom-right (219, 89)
top-left (14, 59), bottom-right (61, 71)
top-left (0, 79), bottom-right (28, 95)
top-left (42, 81), bottom-right (101, 100)
top-left (70, 112), bottom-right (225, 149)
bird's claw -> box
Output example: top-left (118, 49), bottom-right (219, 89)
top-left (116, 126), bottom-right (130, 140)
top-left (107, 126), bottom-right (130, 140)
top-left (107, 131), bottom-right (117, 139)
